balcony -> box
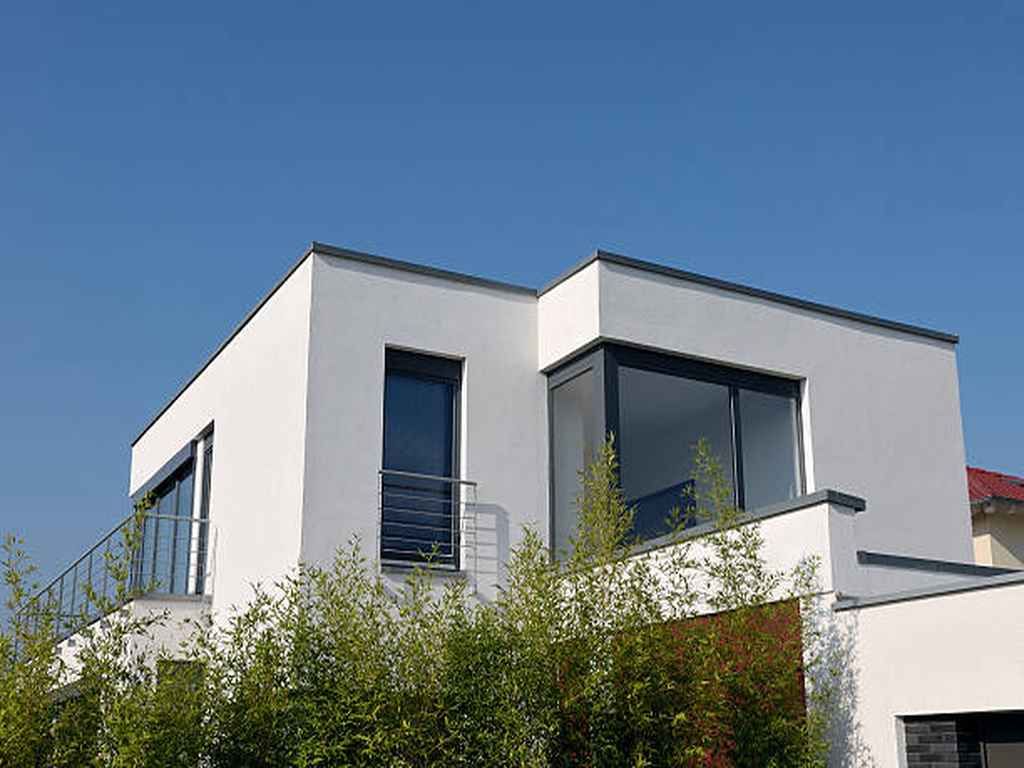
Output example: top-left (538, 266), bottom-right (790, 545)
top-left (27, 512), bottom-right (212, 641)
top-left (378, 469), bottom-right (478, 573)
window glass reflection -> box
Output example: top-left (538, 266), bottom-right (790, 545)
top-left (618, 367), bottom-right (733, 541)
top-left (739, 390), bottom-right (800, 511)
top-left (551, 368), bottom-right (599, 555)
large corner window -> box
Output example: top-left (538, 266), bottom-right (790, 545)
top-left (549, 343), bottom-right (803, 553)
top-left (381, 349), bottom-right (462, 568)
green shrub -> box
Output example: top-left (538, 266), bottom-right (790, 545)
top-left (1, 439), bottom-right (829, 767)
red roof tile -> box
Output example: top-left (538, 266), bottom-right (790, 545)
top-left (967, 466), bottom-right (1024, 506)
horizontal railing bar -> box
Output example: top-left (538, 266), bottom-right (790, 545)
top-left (381, 505), bottom-right (458, 521)
top-left (381, 490), bottom-right (462, 504)
top-left (380, 559), bottom-right (459, 569)
top-left (383, 521), bottom-right (458, 534)
top-left (380, 469), bottom-right (477, 486)
top-left (381, 536), bottom-right (457, 549)
top-left (141, 514), bottom-right (205, 523)
top-left (381, 553), bottom-right (457, 562)
top-left (381, 495), bottom-right (460, 509)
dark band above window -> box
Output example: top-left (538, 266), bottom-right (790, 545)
top-left (385, 348), bottom-right (462, 382)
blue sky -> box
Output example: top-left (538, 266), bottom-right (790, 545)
top-left (2, 2), bottom-right (1022, 583)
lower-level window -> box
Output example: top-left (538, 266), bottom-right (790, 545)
top-left (549, 343), bottom-right (803, 553)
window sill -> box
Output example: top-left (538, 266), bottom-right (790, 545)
top-left (380, 561), bottom-right (467, 579)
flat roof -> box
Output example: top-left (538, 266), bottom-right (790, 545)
top-left (131, 240), bottom-right (959, 445)
top-left (311, 241), bottom-right (536, 296)
top-left (541, 249), bottom-right (959, 345)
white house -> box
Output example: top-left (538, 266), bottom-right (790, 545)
top-left (41, 243), bottom-right (1024, 766)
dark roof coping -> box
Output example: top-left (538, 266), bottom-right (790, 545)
top-left (834, 568), bottom-right (1024, 612)
top-left (132, 241), bottom-right (959, 446)
top-left (539, 250), bottom-right (959, 345)
top-left (311, 241), bottom-right (536, 296)
top-left (856, 550), bottom-right (1018, 578)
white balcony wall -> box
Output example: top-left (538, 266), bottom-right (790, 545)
top-left (57, 595), bottom-right (210, 678)
top-left (129, 258), bottom-right (314, 618)
top-left (635, 497), bottom-right (862, 609)
top-left (537, 260), bottom-right (601, 368)
top-left (300, 253), bottom-right (545, 599)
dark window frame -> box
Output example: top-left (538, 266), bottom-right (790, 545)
top-left (194, 432), bottom-right (213, 595)
top-left (547, 341), bottom-right (806, 549)
top-left (381, 348), bottom-right (464, 569)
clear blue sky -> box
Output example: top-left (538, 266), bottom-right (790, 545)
top-left (2, 2), bottom-right (1022, 583)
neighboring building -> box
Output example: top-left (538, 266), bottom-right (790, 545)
top-left (37, 243), bottom-right (1024, 766)
top-left (968, 465), bottom-right (1024, 568)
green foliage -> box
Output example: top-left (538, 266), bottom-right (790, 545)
top-left (0, 439), bottom-right (831, 766)
top-left (0, 534), bottom-right (60, 767)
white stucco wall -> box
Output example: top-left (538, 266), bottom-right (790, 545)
top-left (125, 247), bottom-right (973, 620)
top-left (841, 578), bottom-right (1024, 766)
top-left (129, 257), bottom-right (314, 617)
top-left (537, 261), bottom-right (601, 369)
top-left (571, 260), bottom-right (972, 571)
top-left (299, 253), bottom-right (545, 599)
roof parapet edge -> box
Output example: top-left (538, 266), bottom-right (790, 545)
top-left (539, 249), bottom-right (959, 345)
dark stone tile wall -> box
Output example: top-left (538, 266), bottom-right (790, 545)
top-left (903, 717), bottom-right (982, 768)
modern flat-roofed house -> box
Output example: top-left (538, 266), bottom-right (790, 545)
top-left (968, 466), bottom-right (1024, 569)
top-left (39, 243), bottom-right (1024, 766)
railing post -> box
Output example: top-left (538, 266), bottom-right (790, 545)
top-left (69, 565), bottom-right (78, 631)
top-left (85, 551), bottom-right (93, 616)
top-left (377, 472), bottom-right (383, 567)
top-left (56, 573), bottom-right (65, 636)
top-left (452, 482), bottom-right (458, 571)
top-left (149, 515), bottom-right (160, 588)
top-left (134, 514), bottom-right (145, 593)
top-left (102, 538), bottom-right (110, 604)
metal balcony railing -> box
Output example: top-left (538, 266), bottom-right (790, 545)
top-left (378, 470), bottom-right (478, 574)
top-left (25, 512), bottom-right (212, 641)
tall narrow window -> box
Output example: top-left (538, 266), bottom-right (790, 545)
top-left (381, 349), bottom-right (462, 567)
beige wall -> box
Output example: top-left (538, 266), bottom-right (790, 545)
top-left (973, 506), bottom-right (1024, 568)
